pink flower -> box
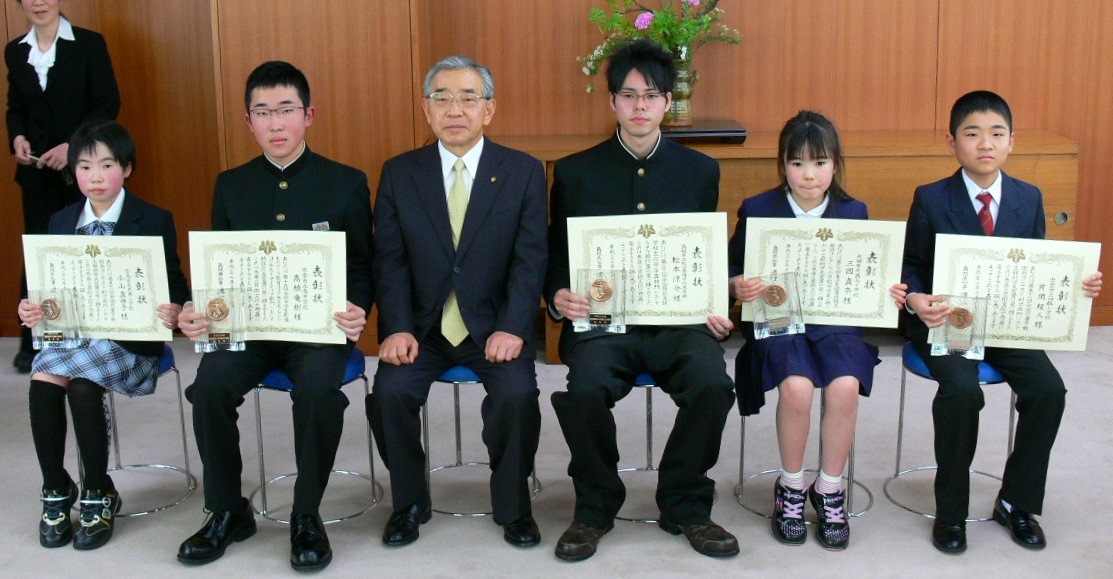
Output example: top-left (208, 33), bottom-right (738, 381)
top-left (634, 12), bottom-right (654, 30)
top-left (683, 0), bottom-right (700, 6)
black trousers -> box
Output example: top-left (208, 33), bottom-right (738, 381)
top-left (911, 330), bottom-right (1065, 522)
top-left (367, 331), bottom-right (541, 524)
top-left (552, 327), bottom-right (735, 529)
top-left (185, 340), bottom-right (351, 514)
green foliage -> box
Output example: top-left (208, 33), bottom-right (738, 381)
top-left (577, 0), bottom-right (743, 92)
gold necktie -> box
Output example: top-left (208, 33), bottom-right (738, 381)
top-left (441, 159), bottom-right (469, 346)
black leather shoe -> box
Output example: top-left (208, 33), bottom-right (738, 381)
top-left (290, 513), bottom-right (332, 571)
top-left (13, 350), bottom-right (33, 374)
top-left (39, 477), bottom-right (78, 548)
top-left (501, 515), bottom-right (541, 547)
top-left (993, 496), bottom-right (1046, 549)
top-left (177, 499), bottom-right (257, 565)
top-left (382, 501), bottom-right (431, 547)
top-left (659, 518), bottom-right (740, 558)
top-left (932, 520), bottom-right (967, 554)
top-left (554, 521), bottom-right (610, 562)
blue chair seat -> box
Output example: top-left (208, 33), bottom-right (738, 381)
top-left (260, 348), bottom-right (366, 392)
top-left (250, 347), bottom-right (382, 524)
top-left (884, 342), bottom-right (1014, 522)
top-left (424, 366), bottom-right (541, 517)
top-left (103, 343), bottom-right (196, 517)
top-left (901, 342), bottom-right (1005, 383)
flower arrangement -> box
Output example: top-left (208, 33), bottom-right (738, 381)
top-left (578, 0), bottom-right (742, 93)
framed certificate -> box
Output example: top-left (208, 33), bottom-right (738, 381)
top-left (931, 234), bottom-right (1101, 351)
top-left (22, 234), bottom-right (171, 341)
top-left (567, 212), bottom-right (729, 325)
top-left (189, 230), bottom-right (347, 344)
top-left (741, 218), bottom-right (906, 328)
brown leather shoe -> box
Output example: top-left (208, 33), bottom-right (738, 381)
top-left (659, 519), bottom-right (740, 557)
top-left (554, 521), bottom-right (610, 562)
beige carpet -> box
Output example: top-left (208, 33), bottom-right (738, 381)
top-left (0, 330), bottom-right (1111, 578)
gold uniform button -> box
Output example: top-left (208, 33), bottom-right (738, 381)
top-left (276, 213), bottom-right (286, 222)
top-left (636, 202), bottom-right (646, 211)
top-left (637, 168), bottom-right (645, 177)
top-left (279, 181), bottom-right (288, 190)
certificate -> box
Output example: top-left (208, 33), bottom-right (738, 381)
top-left (567, 212), bottom-right (729, 325)
top-left (931, 234), bottom-right (1101, 351)
top-left (741, 218), bottom-right (906, 328)
top-left (189, 231), bottom-right (347, 344)
top-left (22, 234), bottom-right (171, 341)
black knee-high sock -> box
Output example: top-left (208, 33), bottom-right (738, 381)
top-left (67, 378), bottom-right (110, 491)
top-left (29, 380), bottom-right (70, 490)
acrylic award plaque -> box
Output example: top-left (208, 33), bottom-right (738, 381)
top-left (751, 272), bottom-right (805, 340)
top-left (193, 289), bottom-right (245, 353)
top-left (929, 295), bottom-right (988, 360)
top-left (30, 287), bottom-right (81, 349)
top-left (573, 269), bottom-right (626, 334)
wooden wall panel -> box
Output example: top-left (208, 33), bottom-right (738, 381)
top-left (936, 0), bottom-right (1111, 320)
top-left (94, 1), bottom-right (221, 301)
top-left (410, 0), bottom-right (619, 142)
top-left (214, 0), bottom-right (415, 179)
top-left (719, 0), bottom-right (938, 132)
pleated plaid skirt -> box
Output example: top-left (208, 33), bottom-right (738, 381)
top-left (31, 338), bottom-right (159, 397)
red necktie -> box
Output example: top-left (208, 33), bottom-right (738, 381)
top-left (976, 192), bottom-right (994, 236)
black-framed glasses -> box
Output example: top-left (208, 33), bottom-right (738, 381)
top-left (248, 106), bottom-right (307, 121)
top-left (425, 92), bottom-right (489, 110)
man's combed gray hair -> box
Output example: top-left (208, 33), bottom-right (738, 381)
top-left (423, 55), bottom-right (495, 99)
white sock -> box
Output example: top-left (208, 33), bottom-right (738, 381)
top-left (1000, 498), bottom-right (1013, 513)
top-left (780, 469), bottom-right (806, 490)
top-left (814, 470), bottom-right (843, 495)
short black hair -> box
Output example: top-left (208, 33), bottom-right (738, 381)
top-left (67, 120), bottom-right (137, 174)
top-left (244, 61), bottom-right (311, 111)
top-left (777, 110), bottom-right (852, 202)
top-left (605, 38), bottom-right (676, 95)
top-left (949, 90), bottom-right (1013, 137)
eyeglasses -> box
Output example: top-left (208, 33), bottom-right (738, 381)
top-left (248, 106), bottom-right (307, 122)
top-left (425, 92), bottom-right (489, 110)
top-left (615, 91), bottom-right (666, 106)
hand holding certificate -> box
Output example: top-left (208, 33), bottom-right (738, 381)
top-left (740, 218), bottom-right (906, 329)
top-left (930, 234), bottom-right (1102, 351)
top-left (188, 231), bottom-right (347, 344)
top-left (22, 234), bottom-right (172, 342)
top-left (566, 212), bottom-right (729, 326)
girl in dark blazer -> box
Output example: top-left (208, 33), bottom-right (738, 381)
top-left (17, 121), bottom-right (187, 551)
top-left (6, 0), bottom-right (121, 370)
top-left (728, 111), bottom-right (906, 550)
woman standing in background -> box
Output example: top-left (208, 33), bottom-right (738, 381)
top-left (5, 0), bottom-right (120, 372)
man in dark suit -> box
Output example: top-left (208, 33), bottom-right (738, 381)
top-left (903, 90), bottom-right (1102, 554)
top-left (175, 61), bottom-right (373, 571)
top-left (367, 55), bottom-right (547, 549)
top-left (546, 39), bottom-right (738, 562)
top-left (6, 10), bottom-right (120, 372)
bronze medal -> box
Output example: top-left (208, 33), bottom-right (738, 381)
top-left (206, 297), bottom-right (230, 322)
top-left (949, 306), bottom-right (974, 330)
top-left (763, 284), bottom-right (787, 307)
top-left (40, 298), bottom-right (61, 321)
top-left (588, 279), bottom-right (613, 303)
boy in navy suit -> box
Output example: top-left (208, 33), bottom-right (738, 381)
top-left (902, 90), bottom-right (1102, 554)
